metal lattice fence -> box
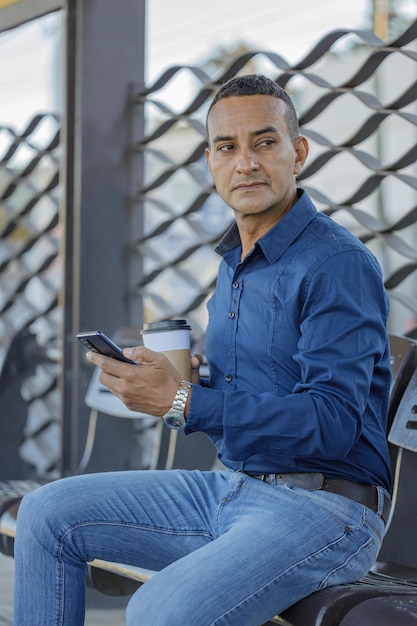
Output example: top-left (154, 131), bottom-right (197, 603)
top-left (132, 20), bottom-right (417, 351)
top-left (0, 113), bottom-right (61, 475)
top-left (1, 19), bottom-right (417, 476)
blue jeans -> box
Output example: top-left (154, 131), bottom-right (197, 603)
top-left (13, 469), bottom-right (386, 626)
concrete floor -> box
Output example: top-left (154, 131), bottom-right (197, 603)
top-left (0, 552), bottom-right (130, 625)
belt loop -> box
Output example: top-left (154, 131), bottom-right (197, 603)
top-left (377, 486), bottom-right (384, 517)
top-left (377, 486), bottom-right (391, 525)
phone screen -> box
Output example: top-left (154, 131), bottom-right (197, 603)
top-left (77, 331), bottom-right (137, 365)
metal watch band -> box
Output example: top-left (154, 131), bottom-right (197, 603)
top-left (163, 381), bottom-right (192, 429)
top-left (171, 380), bottom-right (192, 412)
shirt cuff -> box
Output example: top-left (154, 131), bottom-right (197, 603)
top-left (185, 384), bottom-right (223, 435)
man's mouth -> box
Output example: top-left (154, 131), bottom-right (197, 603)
top-left (233, 182), bottom-right (265, 190)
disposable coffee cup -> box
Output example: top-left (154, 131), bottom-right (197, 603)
top-left (140, 319), bottom-right (192, 381)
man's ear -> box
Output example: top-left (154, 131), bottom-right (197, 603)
top-left (205, 145), bottom-right (213, 176)
top-left (294, 136), bottom-right (309, 175)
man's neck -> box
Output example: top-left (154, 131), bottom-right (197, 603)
top-left (236, 205), bottom-right (293, 261)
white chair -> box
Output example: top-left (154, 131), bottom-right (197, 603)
top-left (78, 367), bottom-right (161, 473)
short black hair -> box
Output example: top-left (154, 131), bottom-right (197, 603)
top-left (207, 74), bottom-right (299, 141)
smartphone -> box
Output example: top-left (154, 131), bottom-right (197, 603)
top-left (77, 331), bottom-right (137, 365)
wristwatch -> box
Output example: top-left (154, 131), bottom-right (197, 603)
top-left (163, 381), bottom-right (192, 429)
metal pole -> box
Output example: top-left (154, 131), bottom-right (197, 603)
top-left (60, 0), bottom-right (146, 475)
top-left (60, 0), bottom-right (79, 475)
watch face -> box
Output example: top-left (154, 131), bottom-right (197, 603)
top-left (164, 410), bottom-right (186, 430)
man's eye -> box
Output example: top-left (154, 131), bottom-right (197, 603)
top-left (257, 139), bottom-right (274, 147)
top-left (218, 144), bottom-right (234, 152)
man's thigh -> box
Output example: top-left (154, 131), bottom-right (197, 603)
top-left (17, 468), bottom-right (232, 570)
top-left (126, 472), bottom-right (384, 626)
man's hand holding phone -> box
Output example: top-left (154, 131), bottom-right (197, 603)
top-left (78, 331), bottom-right (183, 417)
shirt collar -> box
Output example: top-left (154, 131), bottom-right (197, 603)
top-left (215, 189), bottom-right (317, 264)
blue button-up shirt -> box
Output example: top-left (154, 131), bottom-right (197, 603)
top-left (186, 190), bottom-right (392, 492)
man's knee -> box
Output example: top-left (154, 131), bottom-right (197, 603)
top-left (16, 480), bottom-right (71, 539)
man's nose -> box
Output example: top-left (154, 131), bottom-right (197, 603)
top-left (236, 150), bottom-right (259, 173)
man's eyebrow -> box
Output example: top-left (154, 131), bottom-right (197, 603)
top-left (253, 126), bottom-right (279, 136)
top-left (211, 126), bottom-right (279, 144)
top-left (212, 134), bottom-right (234, 144)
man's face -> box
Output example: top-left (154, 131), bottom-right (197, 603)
top-left (205, 95), bottom-right (308, 222)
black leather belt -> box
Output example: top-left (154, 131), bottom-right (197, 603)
top-left (246, 472), bottom-right (391, 524)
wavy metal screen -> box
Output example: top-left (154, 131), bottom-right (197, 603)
top-left (0, 113), bottom-right (61, 475)
top-left (132, 21), bottom-right (417, 350)
top-left (1, 21), bottom-right (417, 476)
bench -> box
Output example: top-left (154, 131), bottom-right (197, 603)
top-left (2, 334), bottom-right (417, 625)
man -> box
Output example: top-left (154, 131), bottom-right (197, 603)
top-left (14, 75), bottom-right (392, 626)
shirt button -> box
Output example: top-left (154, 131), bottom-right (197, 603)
top-left (229, 311), bottom-right (235, 319)
top-left (225, 374), bottom-right (233, 382)
top-left (232, 281), bottom-right (239, 289)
